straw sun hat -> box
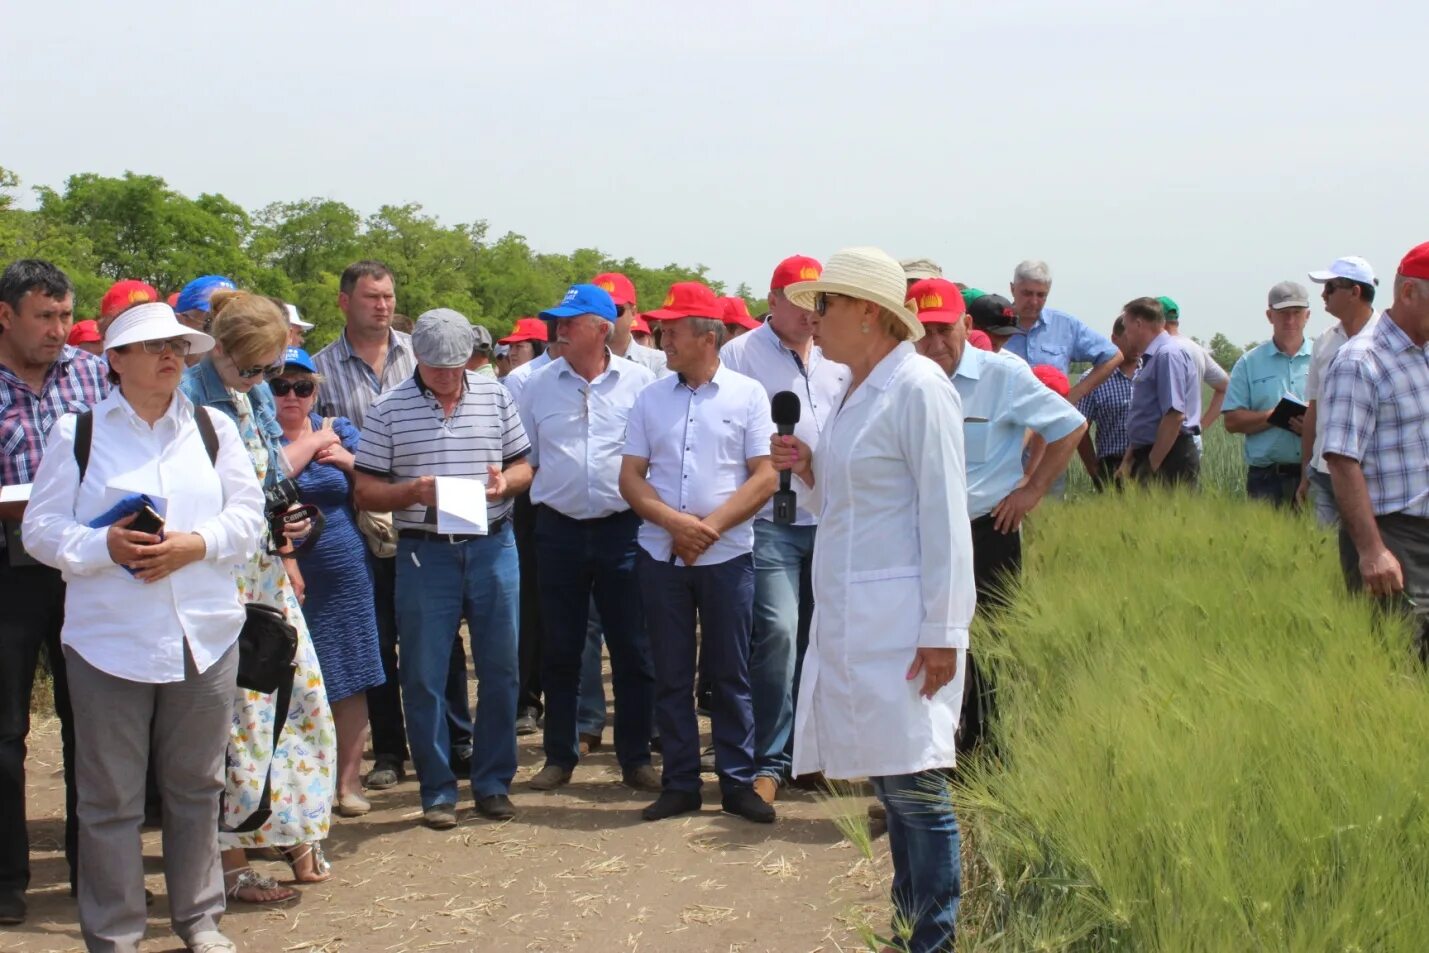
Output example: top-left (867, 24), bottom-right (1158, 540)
top-left (783, 246), bottom-right (924, 342)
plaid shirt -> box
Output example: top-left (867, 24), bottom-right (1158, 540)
top-left (1076, 365), bottom-right (1136, 459)
top-left (1321, 314), bottom-right (1429, 517)
top-left (0, 346), bottom-right (111, 487)
top-left (311, 328), bottom-right (415, 429)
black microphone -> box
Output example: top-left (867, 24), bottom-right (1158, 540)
top-left (770, 391), bottom-right (802, 525)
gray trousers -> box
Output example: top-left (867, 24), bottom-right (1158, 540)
top-left (66, 640), bottom-right (237, 953)
top-left (1339, 512), bottom-right (1429, 660)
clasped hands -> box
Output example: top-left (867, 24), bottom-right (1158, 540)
top-left (105, 513), bottom-right (207, 583)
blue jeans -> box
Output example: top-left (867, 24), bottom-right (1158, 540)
top-left (639, 551), bottom-right (756, 794)
top-left (577, 597), bottom-right (607, 737)
top-left (535, 508), bottom-right (653, 771)
top-left (871, 770), bottom-right (961, 953)
top-left (1309, 468), bottom-right (1339, 527)
top-left (395, 525), bottom-right (520, 808)
top-left (749, 520), bottom-right (815, 781)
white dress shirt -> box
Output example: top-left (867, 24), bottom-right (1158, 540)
top-left (520, 352), bottom-right (654, 519)
top-left (1306, 313), bottom-right (1380, 474)
top-left (623, 363), bottom-right (775, 567)
top-left (501, 350), bottom-right (552, 405)
top-left (791, 343), bottom-right (976, 781)
top-left (615, 339), bottom-right (669, 376)
top-left (720, 321), bottom-right (848, 524)
top-left (22, 390), bottom-right (265, 683)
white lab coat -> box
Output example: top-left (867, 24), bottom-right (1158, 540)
top-left (791, 343), bottom-right (976, 780)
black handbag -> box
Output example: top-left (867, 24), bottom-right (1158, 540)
top-left (220, 603), bottom-right (299, 834)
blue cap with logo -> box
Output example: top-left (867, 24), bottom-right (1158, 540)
top-left (175, 275), bottom-right (237, 314)
top-left (282, 347), bottom-right (317, 373)
top-left (539, 284), bottom-right (617, 322)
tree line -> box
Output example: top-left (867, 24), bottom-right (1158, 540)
top-left (0, 166), bottom-right (757, 350)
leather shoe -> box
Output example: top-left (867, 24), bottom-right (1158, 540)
top-left (753, 776), bottom-right (778, 805)
top-left (722, 786), bottom-right (776, 824)
top-left (622, 764), bottom-right (662, 791)
top-left (366, 757), bottom-right (405, 790)
top-left (423, 803), bottom-right (458, 830)
top-left (474, 794), bottom-right (516, 820)
top-left (578, 732), bottom-right (603, 756)
top-left (515, 708), bottom-right (541, 736)
top-left (641, 789), bottom-right (702, 821)
top-left (528, 764), bottom-right (574, 791)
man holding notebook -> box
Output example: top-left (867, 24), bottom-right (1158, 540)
top-left (1222, 281), bottom-right (1313, 506)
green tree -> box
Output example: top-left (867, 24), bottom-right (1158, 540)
top-left (1208, 333), bottom-right (1244, 372)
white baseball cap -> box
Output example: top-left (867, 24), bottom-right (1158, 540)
top-left (1308, 256), bottom-right (1377, 286)
top-left (285, 303), bottom-right (314, 331)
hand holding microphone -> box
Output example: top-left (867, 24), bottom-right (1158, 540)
top-left (770, 391), bottom-right (804, 524)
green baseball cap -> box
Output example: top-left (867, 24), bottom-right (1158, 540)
top-left (961, 287), bottom-right (987, 306)
top-left (1157, 295), bottom-right (1180, 321)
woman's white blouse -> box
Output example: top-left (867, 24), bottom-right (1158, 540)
top-left (22, 390), bottom-right (265, 683)
top-left (792, 342), bottom-right (977, 780)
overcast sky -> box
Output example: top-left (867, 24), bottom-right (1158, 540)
top-left (7, 0), bottom-right (1427, 341)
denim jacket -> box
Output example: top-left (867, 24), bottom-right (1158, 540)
top-left (180, 358), bottom-right (286, 489)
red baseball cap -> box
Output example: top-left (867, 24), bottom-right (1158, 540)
top-left (1032, 364), bottom-right (1070, 398)
top-left (770, 255), bottom-right (823, 291)
top-left (720, 297), bottom-right (762, 331)
top-left (643, 282), bottom-right (723, 321)
top-left (498, 317), bottom-right (549, 344)
top-left (590, 273), bottom-right (637, 308)
top-left (66, 320), bottom-right (103, 345)
top-left (99, 280), bottom-right (161, 319)
top-left (967, 329), bottom-right (994, 351)
top-left (166, 291), bottom-right (180, 308)
top-left (905, 278), bottom-right (967, 325)
top-left (1398, 241), bottom-right (1429, 280)
top-left (630, 314), bottom-right (652, 335)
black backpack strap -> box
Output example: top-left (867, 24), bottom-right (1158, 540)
top-left (195, 406), bottom-right (219, 465)
top-left (219, 674), bottom-right (293, 834)
top-left (73, 410), bottom-right (94, 483)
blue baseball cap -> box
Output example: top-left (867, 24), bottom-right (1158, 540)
top-left (282, 347), bottom-right (317, 373)
top-left (175, 275), bottom-right (236, 313)
top-left (539, 284), bottom-right (617, 322)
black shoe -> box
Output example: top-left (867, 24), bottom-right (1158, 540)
top-left (366, 756), bottom-right (405, 790)
top-left (0, 892), bottom-right (25, 926)
top-left (722, 786), bottom-right (776, 824)
top-left (474, 794), bottom-right (516, 820)
top-left (515, 707), bottom-right (542, 736)
top-left (699, 744), bottom-right (717, 774)
top-left (696, 690), bottom-right (713, 717)
top-left (641, 789), bottom-right (702, 821)
top-left (451, 745), bottom-right (473, 777)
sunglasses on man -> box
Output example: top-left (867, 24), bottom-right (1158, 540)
top-left (269, 379), bottom-right (316, 398)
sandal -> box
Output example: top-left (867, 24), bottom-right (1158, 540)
top-left (279, 842), bottom-right (333, 883)
top-left (223, 867), bottom-right (298, 905)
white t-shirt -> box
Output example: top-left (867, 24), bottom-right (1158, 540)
top-left (1306, 312), bottom-right (1381, 474)
top-left (1176, 335), bottom-right (1230, 390)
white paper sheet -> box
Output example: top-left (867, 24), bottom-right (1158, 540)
top-left (0, 483), bottom-right (33, 503)
top-left (100, 486), bottom-right (168, 518)
top-left (435, 476), bottom-right (488, 535)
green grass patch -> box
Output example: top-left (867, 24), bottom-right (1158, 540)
top-left (956, 489), bottom-right (1426, 951)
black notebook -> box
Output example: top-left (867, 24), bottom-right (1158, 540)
top-left (1267, 393), bottom-right (1308, 431)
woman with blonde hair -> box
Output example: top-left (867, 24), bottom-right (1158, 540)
top-left (181, 290), bottom-right (336, 904)
top-left (770, 247), bottom-right (975, 953)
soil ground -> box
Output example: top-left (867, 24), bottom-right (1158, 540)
top-left (9, 705), bottom-right (895, 953)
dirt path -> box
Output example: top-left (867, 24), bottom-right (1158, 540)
top-left (11, 715), bottom-right (894, 953)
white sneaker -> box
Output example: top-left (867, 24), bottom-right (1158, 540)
top-left (189, 930), bottom-right (237, 953)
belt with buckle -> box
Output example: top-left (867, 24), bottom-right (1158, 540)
top-left (398, 515), bottom-right (509, 543)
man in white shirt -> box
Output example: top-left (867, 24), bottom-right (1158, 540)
top-left (591, 272), bottom-right (668, 375)
top-left (1158, 296), bottom-right (1229, 434)
top-left (1299, 256), bottom-right (1380, 525)
top-left (619, 282), bottom-right (777, 824)
top-left (518, 285), bottom-right (659, 794)
top-left (718, 254), bottom-right (846, 804)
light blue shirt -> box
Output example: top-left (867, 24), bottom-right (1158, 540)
top-left (519, 352), bottom-right (655, 520)
top-left (951, 347), bottom-right (1086, 519)
top-left (1001, 307), bottom-right (1119, 372)
top-left (1224, 337), bottom-right (1312, 467)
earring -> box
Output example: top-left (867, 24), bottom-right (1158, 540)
top-left (860, 322), bottom-right (870, 334)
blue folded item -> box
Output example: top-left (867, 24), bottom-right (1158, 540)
top-left (89, 494), bottom-right (164, 576)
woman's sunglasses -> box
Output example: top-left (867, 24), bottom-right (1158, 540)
top-left (269, 379), bottom-right (316, 398)
top-left (234, 356), bottom-right (286, 380)
top-left (813, 292), bottom-right (846, 316)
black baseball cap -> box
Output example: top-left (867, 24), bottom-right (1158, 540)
top-left (967, 293), bottom-right (1020, 336)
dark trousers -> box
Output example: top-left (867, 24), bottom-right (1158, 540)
top-left (1339, 513), bottom-right (1429, 661)
top-left (0, 562), bottom-right (77, 900)
top-left (638, 552), bottom-right (756, 795)
top-left (1130, 432), bottom-right (1200, 489)
top-left (1247, 464), bottom-right (1301, 507)
top-left (960, 516), bottom-right (1022, 751)
top-left (515, 492), bottom-right (545, 717)
top-left (1091, 455), bottom-right (1123, 492)
top-left (366, 555), bottom-right (473, 765)
top-left (535, 507), bottom-right (653, 771)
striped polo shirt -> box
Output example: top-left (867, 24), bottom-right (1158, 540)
top-left (355, 370), bottom-right (531, 529)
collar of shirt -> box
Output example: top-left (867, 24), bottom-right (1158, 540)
top-left (1270, 336), bottom-right (1314, 360)
top-left (0, 344), bottom-right (81, 394)
top-left (336, 327), bottom-right (411, 366)
top-left (414, 367), bottom-right (469, 400)
top-left (952, 345), bottom-right (987, 382)
top-left (103, 386), bottom-right (194, 432)
top-left (1379, 311), bottom-right (1424, 354)
top-left (673, 360), bottom-right (731, 394)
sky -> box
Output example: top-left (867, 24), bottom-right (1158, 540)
top-left (6, 0), bottom-right (1428, 342)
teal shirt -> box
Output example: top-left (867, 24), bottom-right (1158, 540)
top-left (1224, 337), bottom-right (1312, 466)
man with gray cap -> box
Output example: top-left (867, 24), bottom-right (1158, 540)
top-left (467, 324), bottom-right (497, 379)
top-left (353, 308), bottom-right (533, 828)
top-left (1222, 282), bottom-right (1313, 505)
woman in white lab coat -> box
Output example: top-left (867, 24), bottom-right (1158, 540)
top-left (771, 247), bottom-right (975, 953)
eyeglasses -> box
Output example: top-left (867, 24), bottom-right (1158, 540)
top-left (813, 292), bottom-right (847, 316)
top-left (269, 379), bottom-right (316, 398)
top-left (137, 337), bottom-right (193, 357)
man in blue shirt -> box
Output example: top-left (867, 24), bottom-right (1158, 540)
top-left (1003, 259), bottom-right (1123, 405)
top-left (1223, 282), bottom-right (1313, 506)
top-left (1120, 297), bottom-right (1202, 487)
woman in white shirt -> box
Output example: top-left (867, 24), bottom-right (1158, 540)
top-left (770, 248), bottom-right (975, 953)
top-left (23, 303), bottom-right (265, 953)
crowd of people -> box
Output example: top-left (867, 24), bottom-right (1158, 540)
top-left (1, 239), bottom-right (1425, 953)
